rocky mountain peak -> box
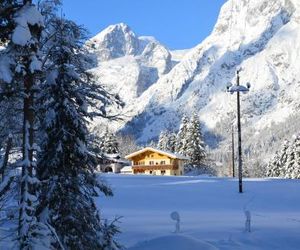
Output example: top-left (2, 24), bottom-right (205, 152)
top-left (87, 24), bottom-right (175, 106)
top-left (86, 23), bottom-right (140, 61)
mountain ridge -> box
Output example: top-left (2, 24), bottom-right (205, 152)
top-left (88, 0), bottom-right (300, 171)
top-left (86, 23), bottom-right (183, 105)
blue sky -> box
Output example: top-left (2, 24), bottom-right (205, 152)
top-left (62, 0), bottom-right (226, 50)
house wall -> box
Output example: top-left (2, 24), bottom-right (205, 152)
top-left (136, 168), bottom-right (184, 176)
top-left (129, 150), bottom-right (186, 176)
top-left (144, 169), bottom-right (173, 176)
top-left (121, 170), bottom-right (133, 175)
top-left (111, 163), bottom-right (122, 173)
top-left (130, 151), bottom-right (172, 166)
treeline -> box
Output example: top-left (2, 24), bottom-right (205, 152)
top-left (209, 113), bottom-right (300, 177)
top-left (266, 134), bottom-right (300, 178)
top-left (91, 126), bottom-right (141, 157)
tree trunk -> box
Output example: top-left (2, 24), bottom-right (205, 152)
top-left (19, 72), bottom-right (36, 248)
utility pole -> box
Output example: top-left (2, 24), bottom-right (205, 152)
top-left (236, 69), bottom-right (243, 193)
top-left (226, 69), bottom-right (250, 193)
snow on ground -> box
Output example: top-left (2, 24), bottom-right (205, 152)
top-left (129, 235), bottom-right (218, 250)
top-left (97, 174), bottom-right (300, 250)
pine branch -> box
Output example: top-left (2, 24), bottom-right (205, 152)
top-left (0, 174), bottom-right (15, 199)
top-left (45, 222), bottom-right (65, 250)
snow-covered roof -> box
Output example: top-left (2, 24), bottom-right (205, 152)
top-left (120, 166), bottom-right (133, 172)
top-left (125, 147), bottom-right (189, 160)
top-left (103, 153), bottom-right (120, 159)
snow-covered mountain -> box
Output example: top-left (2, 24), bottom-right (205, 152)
top-left (88, 0), bottom-right (300, 168)
top-left (86, 23), bottom-right (180, 105)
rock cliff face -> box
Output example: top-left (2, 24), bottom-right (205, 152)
top-left (86, 23), bottom-right (175, 104)
top-left (88, 0), bottom-right (300, 168)
top-left (86, 23), bottom-right (140, 61)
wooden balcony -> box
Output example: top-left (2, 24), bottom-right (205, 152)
top-left (132, 164), bottom-right (178, 171)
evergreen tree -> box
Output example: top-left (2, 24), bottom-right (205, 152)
top-left (185, 114), bottom-right (206, 165)
top-left (266, 139), bottom-right (289, 177)
top-left (117, 134), bottom-right (140, 157)
top-left (292, 135), bottom-right (300, 178)
top-left (168, 132), bottom-right (177, 152)
top-left (0, 93), bottom-right (21, 204)
top-left (102, 218), bottom-right (122, 250)
top-left (0, 0), bottom-right (25, 146)
top-left (157, 131), bottom-right (176, 152)
top-left (36, 17), bottom-right (118, 249)
top-left (266, 151), bottom-right (281, 177)
top-left (284, 140), bottom-right (295, 178)
top-left (278, 139), bottom-right (289, 177)
top-left (0, 1), bottom-right (49, 248)
top-left (266, 135), bottom-right (300, 179)
top-left (175, 116), bottom-right (189, 155)
top-left (101, 129), bottom-right (120, 155)
top-left (0, 0), bottom-right (20, 45)
top-left (148, 140), bottom-right (157, 148)
top-left (157, 131), bottom-right (170, 151)
top-left (0, 134), bottom-right (16, 211)
top-left (284, 135), bottom-right (300, 179)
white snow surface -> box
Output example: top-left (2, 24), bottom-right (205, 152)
top-left (0, 55), bottom-right (13, 83)
top-left (12, 3), bottom-right (44, 46)
top-left (98, 174), bottom-right (300, 250)
top-left (29, 55), bottom-right (42, 73)
top-left (129, 235), bottom-right (218, 250)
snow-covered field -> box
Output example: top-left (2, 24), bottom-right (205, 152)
top-left (97, 174), bottom-right (300, 250)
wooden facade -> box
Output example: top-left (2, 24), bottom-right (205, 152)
top-left (125, 147), bottom-right (189, 176)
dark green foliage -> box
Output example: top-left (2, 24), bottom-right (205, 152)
top-left (36, 17), bottom-right (119, 249)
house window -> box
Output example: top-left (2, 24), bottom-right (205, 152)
top-left (149, 161), bottom-right (154, 165)
top-left (160, 161), bottom-right (166, 165)
top-left (150, 170), bottom-right (153, 174)
top-left (161, 170), bottom-right (166, 175)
